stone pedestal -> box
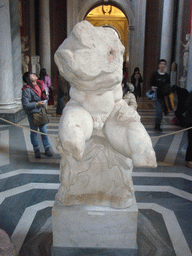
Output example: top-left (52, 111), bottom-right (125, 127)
top-left (0, 105), bottom-right (26, 125)
top-left (52, 197), bottom-right (138, 255)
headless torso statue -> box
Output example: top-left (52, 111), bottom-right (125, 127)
top-left (21, 36), bottom-right (30, 75)
top-left (55, 21), bottom-right (157, 209)
top-left (182, 33), bottom-right (190, 76)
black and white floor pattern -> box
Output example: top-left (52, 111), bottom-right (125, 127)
top-left (0, 99), bottom-right (192, 256)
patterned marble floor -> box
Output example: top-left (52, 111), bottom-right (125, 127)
top-left (0, 98), bottom-right (192, 256)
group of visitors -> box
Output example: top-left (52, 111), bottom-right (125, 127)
top-left (122, 59), bottom-right (192, 169)
top-left (22, 61), bottom-right (192, 168)
top-left (149, 59), bottom-right (192, 168)
top-left (123, 59), bottom-right (172, 132)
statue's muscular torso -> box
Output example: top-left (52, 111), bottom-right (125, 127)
top-left (70, 83), bottom-right (123, 130)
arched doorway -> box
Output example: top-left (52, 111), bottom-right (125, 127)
top-left (85, 5), bottom-right (129, 62)
top-left (67, 0), bottom-right (146, 83)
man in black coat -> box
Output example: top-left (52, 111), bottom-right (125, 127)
top-left (184, 91), bottom-right (192, 168)
top-left (172, 85), bottom-right (189, 126)
top-left (150, 59), bottom-right (171, 131)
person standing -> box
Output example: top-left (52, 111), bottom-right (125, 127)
top-left (123, 61), bottom-right (128, 81)
top-left (39, 68), bottom-right (54, 107)
top-left (150, 59), bottom-right (171, 131)
top-left (53, 71), bottom-right (70, 116)
top-left (171, 85), bottom-right (189, 126)
top-left (131, 67), bottom-right (143, 99)
top-left (39, 68), bottom-right (52, 93)
top-left (184, 91), bottom-right (192, 168)
top-left (22, 72), bottom-right (53, 158)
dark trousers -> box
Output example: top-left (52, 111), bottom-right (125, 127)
top-left (56, 88), bottom-right (65, 115)
top-left (175, 108), bottom-right (186, 126)
top-left (185, 128), bottom-right (192, 161)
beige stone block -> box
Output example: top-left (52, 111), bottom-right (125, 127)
top-left (52, 197), bottom-right (138, 249)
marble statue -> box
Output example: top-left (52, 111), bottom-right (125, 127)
top-left (182, 33), bottom-right (190, 74)
top-left (21, 36), bottom-right (30, 75)
top-left (21, 36), bottom-right (29, 53)
top-left (22, 54), bottom-right (29, 74)
top-left (54, 20), bottom-right (157, 209)
top-left (179, 33), bottom-right (190, 87)
top-left (36, 56), bottom-right (41, 77)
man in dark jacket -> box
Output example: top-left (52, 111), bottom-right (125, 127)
top-left (150, 59), bottom-right (171, 131)
top-left (184, 91), bottom-right (192, 168)
top-left (172, 85), bottom-right (189, 126)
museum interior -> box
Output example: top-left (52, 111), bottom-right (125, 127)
top-left (0, 0), bottom-right (192, 255)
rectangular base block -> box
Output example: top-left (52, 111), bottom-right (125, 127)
top-left (0, 106), bottom-right (26, 125)
top-left (51, 246), bottom-right (138, 256)
top-left (52, 197), bottom-right (138, 250)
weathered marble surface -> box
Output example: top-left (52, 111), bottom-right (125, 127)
top-left (55, 20), bottom-right (157, 209)
top-left (52, 200), bottom-right (138, 249)
top-left (56, 131), bottom-right (134, 208)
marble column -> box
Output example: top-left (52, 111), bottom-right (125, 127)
top-left (160, 0), bottom-right (174, 70)
top-left (29, 0), bottom-right (36, 56)
top-left (10, 0), bottom-right (23, 104)
top-left (0, 0), bottom-right (17, 109)
top-left (134, 0), bottom-right (147, 77)
top-left (67, 0), bottom-right (78, 35)
top-left (128, 26), bottom-right (135, 78)
top-left (39, 0), bottom-right (51, 77)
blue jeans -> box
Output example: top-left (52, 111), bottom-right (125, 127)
top-left (155, 98), bottom-right (164, 126)
top-left (27, 114), bottom-right (50, 152)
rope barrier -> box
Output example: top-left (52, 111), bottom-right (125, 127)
top-left (151, 126), bottom-right (192, 139)
top-left (0, 117), bottom-right (58, 139)
top-left (0, 116), bottom-right (191, 140)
